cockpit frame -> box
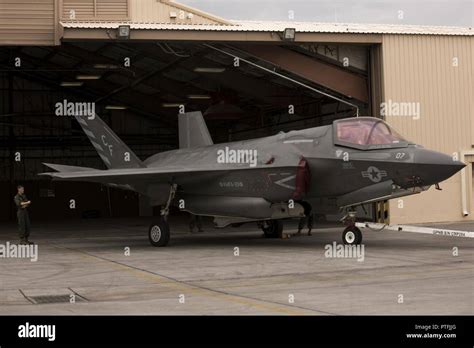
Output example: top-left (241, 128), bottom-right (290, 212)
top-left (333, 117), bottom-right (411, 150)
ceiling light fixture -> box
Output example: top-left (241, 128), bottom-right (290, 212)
top-left (193, 67), bottom-right (225, 73)
top-left (76, 75), bottom-right (101, 80)
top-left (93, 64), bottom-right (119, 69)
top-left (105, 105), bottom-right (127, 110)
top-left (187, 95), bottom-right (211, 99)
top-left (60, 82), bottom-right (83, 87)
top-left (162, 103), bottom-right (186, 108)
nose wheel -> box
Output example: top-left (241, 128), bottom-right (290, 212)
top-left (342, 226), bottom-right (362, 245)
top-left (341, 210), bottom-right (363, 245)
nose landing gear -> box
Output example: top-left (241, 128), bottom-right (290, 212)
top-left (341, 211), bottom-right (363, 245)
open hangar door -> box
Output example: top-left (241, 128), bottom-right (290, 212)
top-left (0, 40), bottom-right (377, 222)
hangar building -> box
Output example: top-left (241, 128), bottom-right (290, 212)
top-left (0, 0), bottom-right (473, 224)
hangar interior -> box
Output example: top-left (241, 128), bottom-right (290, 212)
top-left (0, 40), bottom-right (376, 221)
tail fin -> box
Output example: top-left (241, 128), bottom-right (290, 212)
top-left (74, 114), bottom-right (145, 169)
top-left (178, 111), bottom-right (213, 148)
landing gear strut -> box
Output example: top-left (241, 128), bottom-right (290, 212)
top-left (341, 211), bottom-right (362, 245)
top-left (148, 184), bottom-right (176, 247)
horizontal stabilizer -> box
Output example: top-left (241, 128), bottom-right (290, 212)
top-left (42, 163), bottom-right (95, 172)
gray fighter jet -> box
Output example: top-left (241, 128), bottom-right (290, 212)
top-left (40, 112), bottom-right (465, 246)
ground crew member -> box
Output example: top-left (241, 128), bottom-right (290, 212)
top-left (189, 214), bottom-right (204, 233)
top-left (13, 185), bottom-right (33, 245)
top-left (297, 213), bottom-right (313, 236)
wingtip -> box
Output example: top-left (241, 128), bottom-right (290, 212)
top-left (38, 172), bottom-right (55, 177)
top-left (42, 163), bottom-right (58, 171)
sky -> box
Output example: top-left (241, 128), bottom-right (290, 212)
top-left (180, 0), bottom-right (473, 26)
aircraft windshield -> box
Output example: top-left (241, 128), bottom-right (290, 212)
top-left (335, 118), bottom-right (407, 148)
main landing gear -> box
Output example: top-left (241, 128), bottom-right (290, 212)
top-left (148, 219), bottom-right (170, 247)
top-left (259, 220), bottom-right (284, 238)
top-left (341, 211), bottom-right (363, 245)
top-left (148, 184), bottom-right (176, 247)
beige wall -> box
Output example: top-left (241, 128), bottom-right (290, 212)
top-left (0, 0), bottom-right (57, 45)
top-left (381, 34), bottom-right (474, 223)
top-left (129, 0), bottom-right (230, 24)
top-left (61, 0), bottom-right (129, 20)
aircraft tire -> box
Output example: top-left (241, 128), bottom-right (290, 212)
top-left (342, 226), bottom-right (362, 245)
top-left (262, 220), bottom-right (283, 238)
top-left (148, 218), bottom-right (170, 247)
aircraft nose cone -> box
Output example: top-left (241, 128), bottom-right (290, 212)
top-left (445, 160), bottom-right (468, 178)
top-left (415, 149), bottom-right (465, 185)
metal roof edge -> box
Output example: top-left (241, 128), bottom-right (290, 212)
top-left (60, 20), bottom-right (474, 36)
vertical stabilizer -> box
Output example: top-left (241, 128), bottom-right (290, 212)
top-left (178, 111), bottom-right (213, 148)
top-left (74, 114), bottom-right (144, 169)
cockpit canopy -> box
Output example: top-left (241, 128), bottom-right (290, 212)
top-left (334, 117), bottom-right (409, 150)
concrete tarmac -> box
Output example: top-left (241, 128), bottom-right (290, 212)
top-left (0, 217), bottom-right (473, 315)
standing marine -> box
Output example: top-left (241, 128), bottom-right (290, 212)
top-left (13, 185), bottom-right (33, 245)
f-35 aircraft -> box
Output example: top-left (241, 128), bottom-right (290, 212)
top-left (41, 112), bottom-right (465, 247)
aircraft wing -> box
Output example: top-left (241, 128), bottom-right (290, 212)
top-left (39, 163), bottom-right (291, 185)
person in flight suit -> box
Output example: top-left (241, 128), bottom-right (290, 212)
top-left (296, 213), bottom-right (313, 236)
top-left (13, 185), bottom-right (33, 245)
top-left (189, 214), bottom-right (204, 233)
